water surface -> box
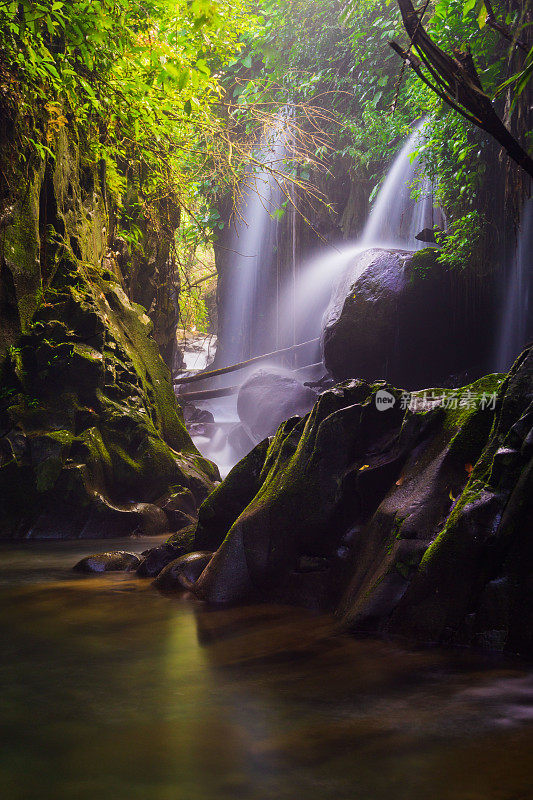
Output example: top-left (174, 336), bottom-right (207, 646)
top-left (2, 539), bottom-right (533, 800)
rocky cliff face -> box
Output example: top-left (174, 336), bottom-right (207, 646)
top-left (0, 113), bottom-right (218, 539)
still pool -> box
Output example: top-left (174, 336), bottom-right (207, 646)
top-left (1, 539), bottom-right (533, 800)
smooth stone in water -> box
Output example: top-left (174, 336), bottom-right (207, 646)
top-left (73, 551), bottom-right (141, 573)
top-left (137, 542), bottom-right (189, 578)
top-left (153, 551), bottom-right (213, 592)
top-left (237, 369), bottom-right (317, 441)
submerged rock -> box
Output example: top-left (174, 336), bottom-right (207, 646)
top-left (137, 523), bottom-right (197, 577)
top-left (322, 247), bottom-right (486, 389)
top-left (73, 551), bottom-right (141, 573)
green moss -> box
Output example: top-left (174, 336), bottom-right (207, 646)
top-left (406, 247), bottom-right (439, 282)
top-left (2, 163), bottom-right (44, 345)
top-left (413, 375), bottom-right (506, 572)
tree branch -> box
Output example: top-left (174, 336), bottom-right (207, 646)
top-left (391, 0), bottom-right (533, 178)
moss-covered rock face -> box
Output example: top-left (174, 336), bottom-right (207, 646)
top-left (0, 119), bottom-right (218, 539)
top-left (190, 375), bottom-right (505, 607)
top-left (387, 347), bottom-right (533, 656)
top-left (152, 357), bottom-right (533, 656)
top-left (0, 256), bottom-right (218, 539)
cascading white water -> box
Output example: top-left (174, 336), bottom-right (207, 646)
top-left (218, 124), bottom-right (288, 367)
top-left (361, 119), bottom-right (445, 249)
top-left (184, 118), bottom-right (446, 476)
top-left (496, 198), bottom-right (533, 370)
top-left (277, 119), bottom-right (445, 348)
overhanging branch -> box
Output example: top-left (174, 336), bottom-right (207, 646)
top-left (391, 0), bottom-right (533, 178)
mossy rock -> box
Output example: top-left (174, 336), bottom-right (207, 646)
top-left (0, 125), bottom-right (218, 538)
top-left (179, 359), bottom-right (533, 657)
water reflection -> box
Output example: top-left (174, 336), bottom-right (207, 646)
top-left (1, 539), bottom-right (533, 800)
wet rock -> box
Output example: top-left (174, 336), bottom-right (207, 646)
top-left (387, 348), bottom-right (533, 656)
top-left (137, 523), bottom-right (197, 577)
top-left (153, 551), bottom-right (213, 592)
top-left (161, 489), bottom-right (198, 530)
top-left (182, 354), bottom-right (533, 660)
top-left (137, 543), bottom-right (185, 578)
top-left (322, 247), bottom-right (486, 389)
top-left (227, 422), bottom-right (257, 461)
top-left (73, 551), bottom-right (141, 573)
top-left (194, 437), bottom-right (270, 551)
top-left (181, 403), bottom-right (215, 425)
top-left (237, 369), bottom-right (317, 441)
top-left (415, 226), bottom-right (445, 244)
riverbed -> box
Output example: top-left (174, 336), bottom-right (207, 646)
top-left (2, 539), bottom-right (533, 800)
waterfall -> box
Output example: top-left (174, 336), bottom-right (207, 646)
top-left (183, 118), bottom-right (446, 476)
top-left (361, 119), bottom-right (445, 248)
top-left (496, 198), bottom-right (533, 370)
top-left (277, 119), bottom-right (445, 349)
top-left (218, 124), bottom-right (289, 367)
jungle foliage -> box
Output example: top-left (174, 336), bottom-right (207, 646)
top-left (1, 0), bottom-right (531, 332)
top-left (0, 0), bottom-right (255, 245)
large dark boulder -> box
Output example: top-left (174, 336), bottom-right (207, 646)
top-left (384, 347), bottom-right (533, 656)
top-left (194, 437), bottom-right (271, 551)
top-left (237, 369), bottom-right (317, 441)
top-left (191, 378), bottom-right (430, 605)
top-left (322, 247), bottom-right (486, 389)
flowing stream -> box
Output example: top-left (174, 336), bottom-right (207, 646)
top-left (2, 539), bottom-right (533, 800)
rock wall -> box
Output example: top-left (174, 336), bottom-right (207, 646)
top-left (0, 111), bottom-right (218, 539)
